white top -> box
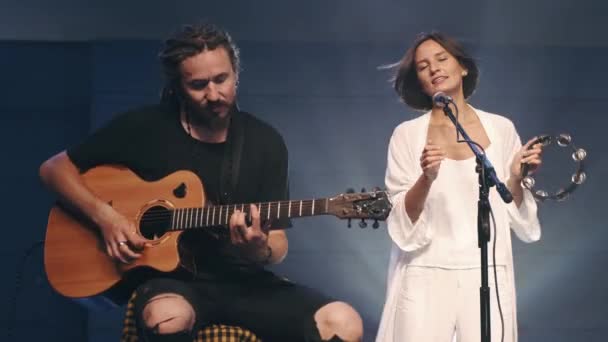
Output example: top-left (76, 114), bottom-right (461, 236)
top-left (376, 107), bottom-right (541, 341)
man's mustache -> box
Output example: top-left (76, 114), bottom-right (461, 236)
top-left (204, 100), bottom-right (229, 110)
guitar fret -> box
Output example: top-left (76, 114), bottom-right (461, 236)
top-left (299, 200), bottom-right (302, 216)
top-left (277, 202), bottom-right (281, 219)
top-left (288, 200), bottom-right (291, 217)
top-left (266, 202), bottom-right (273, 220)
top-left (171, 209), bottom-right (176, 230)
top-left (325, 198), bottom-right (329, 213)
top-left (189, 208), bottom-right (193, 228)
top-left (177, 209), bottom-right (182, 229)
top-left (174, 209), bottom-right (178, 229)
top-left (219, 206), bottom-right (223, 226)
top-left (194, 208), bottom-right (198, 228)
top-left (206, 207), bottom-right (209, 227)
top-left (173, 210), bottom-right (176, 229)
top-left (181, 208), bottom-right (188, 229)
top-left (312, 199), bottom-right (315, 215)
top-left (212, 206), bottom-right (216, 226)
top-left (180, 209), bottom-right (183, 229)
top-left (182, 208), bottom-right (188, 228)
top-left (186, 209), bottom-right (189, 227)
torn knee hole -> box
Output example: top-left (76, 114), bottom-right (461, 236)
top-left (141, 294), bottom-right (196, 333)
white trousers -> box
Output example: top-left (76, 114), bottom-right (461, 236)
top-left (393, 266), bottom-right (513, 342)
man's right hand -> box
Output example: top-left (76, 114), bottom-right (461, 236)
top-left (94, 203), bottom-right (148, 264)
top-left (39, 152), bottom-right (149, 264)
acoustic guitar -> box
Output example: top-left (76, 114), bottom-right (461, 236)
top-left (44, 165), bottom-right (391, 303)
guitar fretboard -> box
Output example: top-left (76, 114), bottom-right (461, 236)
top-left (169, 199), bottom-right (329, 230)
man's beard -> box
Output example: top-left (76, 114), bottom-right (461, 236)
top-left (185, 99), bottom-right (233, 131)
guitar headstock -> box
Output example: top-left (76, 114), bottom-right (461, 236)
top-left (327, 189), bottom-right (392, 223)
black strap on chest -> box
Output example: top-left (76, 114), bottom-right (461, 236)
top-left (219, 108), bottom-right (245, 205)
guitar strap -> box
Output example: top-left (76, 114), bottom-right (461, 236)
top-left (219, 105), bottom-right (244, 205)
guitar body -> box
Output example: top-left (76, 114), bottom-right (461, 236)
top-left (44, 165), bottom-right (206, 300)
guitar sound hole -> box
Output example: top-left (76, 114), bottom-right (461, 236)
top-left (139, 206), bottom-right (172, 240)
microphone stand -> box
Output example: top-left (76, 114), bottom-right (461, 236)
top-left (438, 100), bottom-right (513, 342)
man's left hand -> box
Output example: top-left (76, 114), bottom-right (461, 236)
top-left (228, 204), bottom-right (269, 258)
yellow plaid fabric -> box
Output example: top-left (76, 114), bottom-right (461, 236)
top-left (121, 292), bottom-right (261, 342)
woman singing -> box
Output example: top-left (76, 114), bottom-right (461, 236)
top-left (376, 32), bottom-right (543, 342)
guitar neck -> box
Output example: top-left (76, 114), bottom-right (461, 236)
top-left (167, 199), bottom-right (330, 231)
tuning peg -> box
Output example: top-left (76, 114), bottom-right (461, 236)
top-left (361, 187), bottom-right (366, 193)
top-left (372, 220), bottom-right (380, 229)
top-left (347, 218), bottom-right (352, 228)
top-left (372, 187), bottom-right (381, 192)
top-left (346, 188), bottom-right (355, 194)
top-left (359, 219), bottom-right (367, 228)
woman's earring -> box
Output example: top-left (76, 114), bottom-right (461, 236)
top-left (462, 70), bottom-right (468, 77)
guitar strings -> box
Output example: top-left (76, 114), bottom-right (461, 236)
top-left (138, 202), bottom-right (325, 223)
top-left (135, 195), bottom-right (385, 226)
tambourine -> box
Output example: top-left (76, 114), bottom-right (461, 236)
top-left (520, 133), bottom-right (587, 202)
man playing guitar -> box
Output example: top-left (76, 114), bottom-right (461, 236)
top-left (39, 22), bottom-right (363, 342)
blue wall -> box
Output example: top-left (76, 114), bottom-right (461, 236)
top-left (0, 42), bottom-right (91, 341)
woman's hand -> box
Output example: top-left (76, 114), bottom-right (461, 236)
top-left (510, 137), bottom-right (544, 181)
top-left (420, 139), bottom-right (446, 181)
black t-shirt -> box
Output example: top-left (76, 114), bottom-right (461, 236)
top-left (67, 104), bottom-right (290, 278)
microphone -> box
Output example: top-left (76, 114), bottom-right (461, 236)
top-left (432, 92), bottom-right (453, 106)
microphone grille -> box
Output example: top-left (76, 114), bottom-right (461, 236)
top-left (432, 92), bottom-right (451, 105)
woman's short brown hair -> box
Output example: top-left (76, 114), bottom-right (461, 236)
top-left (393, 31), bottom-right (479, 111)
